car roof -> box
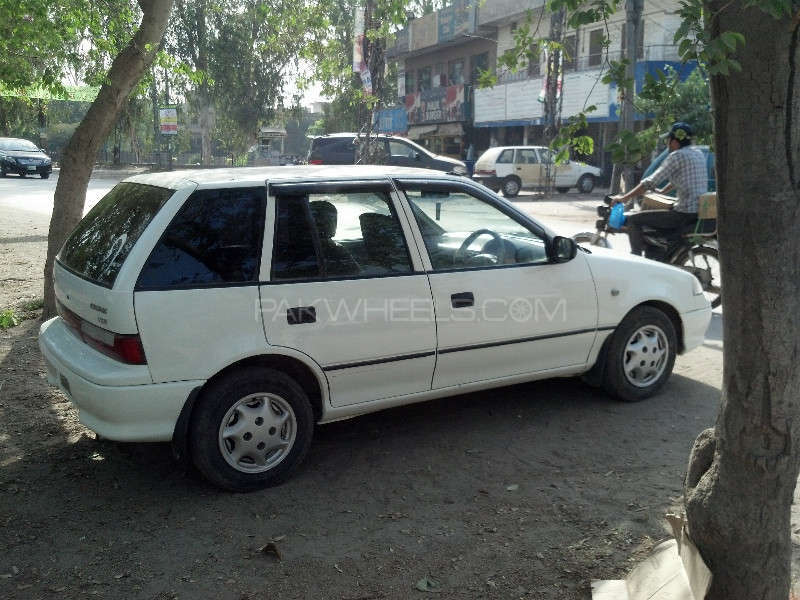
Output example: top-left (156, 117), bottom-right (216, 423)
top-left (0, 137), bottom-right (36, 144)
top-left (124, 165), bottom-right (465, 190)
top-left (312, 132), bottom-right (407, 140)
top-left (490, 146), bottom-right (549, 151)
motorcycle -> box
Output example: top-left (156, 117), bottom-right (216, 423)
top-left (573, 194), bottom-right (722, 308)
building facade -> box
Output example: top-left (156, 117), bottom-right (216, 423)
top-left (379, 0), bottom-right (698, 174)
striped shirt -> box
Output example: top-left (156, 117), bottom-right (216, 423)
top-left (641, 146), bottom-right (707, 213)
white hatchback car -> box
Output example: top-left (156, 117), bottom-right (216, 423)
top-left (473, 146), bottom-right (603, 197)
top-left (40, 166), bottom-right (710, 491)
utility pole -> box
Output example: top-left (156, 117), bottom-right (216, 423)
top-left (611, 0), bottom-right (643, 193)
top-left (354, 0), bottom-right (387, 164)
top-left (164, 68), bottom-right (173, 171)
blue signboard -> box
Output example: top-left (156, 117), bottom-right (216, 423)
top-left (375, 106), bottom-right (408, 134)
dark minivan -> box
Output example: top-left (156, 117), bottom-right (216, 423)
top-left (307, 133), bottom-right (467, 175)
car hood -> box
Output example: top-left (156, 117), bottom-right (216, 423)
top-left (433, 154), bottom-right (466, 168)
top-left (1, 150), bottom-right (51, 160)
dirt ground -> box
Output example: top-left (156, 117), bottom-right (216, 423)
top-left (0, 175), bottom-right (752, 599)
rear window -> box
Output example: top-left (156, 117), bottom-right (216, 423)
top-left (58, 183), bottom-right (174, 288)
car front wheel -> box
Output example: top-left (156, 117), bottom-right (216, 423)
top-left (603, 306), bottom-right (677, 402)
top-left (190, 367), bottom-right (314, 491)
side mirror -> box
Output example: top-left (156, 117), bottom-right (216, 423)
top-left (414, 151), bottom-right (422, 161)
top-left (548, 236), bottom-right (578, 263)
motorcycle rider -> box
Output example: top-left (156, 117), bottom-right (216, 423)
top-left (611, 122), bottom-right (707, 256)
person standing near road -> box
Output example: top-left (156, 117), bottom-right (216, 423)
top-left (611, 122), bottom-right (707, 256)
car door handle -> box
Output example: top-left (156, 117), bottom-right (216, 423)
top-left (287, 306), bottom-right (316, 325)
top-left (451, 292), bottom-right (474, 308)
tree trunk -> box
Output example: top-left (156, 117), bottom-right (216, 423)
top-left (42, 0), bottom-right (174, 319)
top-left (684, 7), bottom-right (800, 599)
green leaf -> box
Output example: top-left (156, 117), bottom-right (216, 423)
top-left (679, 38), bottom-right (694, 59)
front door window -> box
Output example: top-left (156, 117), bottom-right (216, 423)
top-left (403, 186), bottom-right (548, 271)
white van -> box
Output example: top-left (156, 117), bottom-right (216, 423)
top-left (473, 146), bottom-right (602, 197)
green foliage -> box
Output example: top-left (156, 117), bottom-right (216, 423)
top-left (637, 66), bottom-right (712, 144)
top-left (21, 298), bottom-right (44, 312)
top-left (673, 0), bottom-right (747, 75)
top-left (550, 107), bottom-right (596, 163)
top-left (0, 309), bottom-right (19, 330)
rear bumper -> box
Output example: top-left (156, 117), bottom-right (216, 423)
top-left (680, 306), bottom-right (712, 353)
top-left (472, 175), bottom-right (502, 190)
top-left (39, 317), bottom-right (202, 442)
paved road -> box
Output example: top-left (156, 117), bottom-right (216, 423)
top-left (0, 168), bottom-right (128, 217)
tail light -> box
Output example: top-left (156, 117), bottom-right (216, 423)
top-left (57, 300), bottom-right (147, 365)
top-left (475, 169), bottom-right (496, 176)
top-left (308, 158), bottom-right (324, 165)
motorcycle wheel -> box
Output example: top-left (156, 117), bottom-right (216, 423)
top-left (674, 244), bottom-right (722, 308)
top-left (573, 232), bottom-right (612, 248)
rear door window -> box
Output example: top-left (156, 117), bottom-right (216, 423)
top-left (136, 187), bottom-right (266, 289)
top-left (58, 183), bottom-right (174, 288)
top-left (271, 187), bottom-right (413, 280)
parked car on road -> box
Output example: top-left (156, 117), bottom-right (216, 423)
top-left (39, 165), bottom-right (711, 491)
top-left (473, 146), bottom-right (602, 197)
top-left (0, 137), bottom-right (53, 179)
top-left (307, 132), bottom-right (467, 175)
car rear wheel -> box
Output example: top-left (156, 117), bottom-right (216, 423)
top-left (501, 176), bottom-right (521, 198)
top-left (41, 173), bottom-right (49, 179)
top-left (190, 367), bottom-right (314, 491)
top-left (603, 306), bottom-right (677, 402)
top-left (577, 174), bottom-right (595, 193)
top-left (556, 187), bottom-right (570, 194)
top-left (18, 171), bottom-right (25, 178)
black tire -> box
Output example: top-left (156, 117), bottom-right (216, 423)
top-left (556, 187), bottom-right (570, 194)
top-left (0, 167), bottom-right (6, 177)
top-left (18, 172), bottom-right (25, 178)
top-left (189, 367), bottom-right (315, 492)
top-left (40, 172), bottom-right (49, 179)
top-left (501, 176), bottom-right (521, 198)
top-left (603, 306), bottom-right (677, 402)
top-left (576, 174), bottom-right (595, 193)
top-left (674, 245), bottom-right (721, 309)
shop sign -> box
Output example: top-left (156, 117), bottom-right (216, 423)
top-left (405, 84), bottom-right (465, 125)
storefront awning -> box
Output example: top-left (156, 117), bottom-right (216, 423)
top-left (407, 124), bottom-right (439, 139)
top-left (437, 122), bottom-right (464, 137)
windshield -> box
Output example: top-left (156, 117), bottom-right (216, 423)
top-left (398, 137), bottom-right (434, 158)
top-left (0, 138), bottom-right (39, 152)
top-left (58, 183), bottom-right (174, 288)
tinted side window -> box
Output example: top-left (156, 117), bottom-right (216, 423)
top-left (271, 196), bottom-right (321, 280)
top-left (496, 149), bottom-right (514, 164)
top-left (271, 189), bottom-right (413, 280)
top-left (136, 187), bottom-right (266, 289)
